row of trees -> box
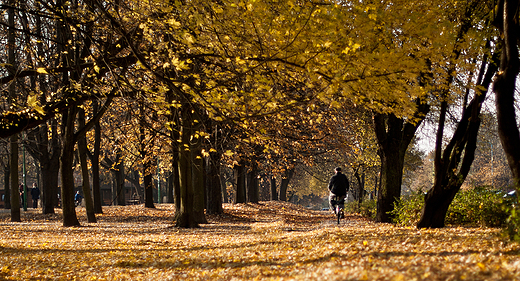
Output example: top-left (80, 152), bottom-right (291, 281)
top-left (1, 0), bottom-right (519, 229)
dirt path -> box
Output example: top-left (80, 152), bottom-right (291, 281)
top-left (0, 201), bottom-right (519, 280)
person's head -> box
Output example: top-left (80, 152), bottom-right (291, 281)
top-left (335, 167), bottom-right (342, 173)
top-left (33, 183), bottom-right (37, 188)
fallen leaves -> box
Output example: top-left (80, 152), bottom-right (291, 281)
top-left (0, 202), bottom-right (519, 280)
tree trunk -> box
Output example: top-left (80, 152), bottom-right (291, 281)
top-left (270, 175), bottom-right (278, 201)
top-left (235, 163), bottom-right (247, 203)
top-left (494, 0), bottom-right (520, 191)
top-left (376, 145), bottom-right (405, 222)
top-left (40, 158), bottom-right (59, 213)
top-left (206, 152), bottom-right (223, 215)
top-left (7, 0), bottom-right (20, 222)
top-left (77, 108), bottom-right (96, 223)
top-left (354, 169), bottom-right (365, 205)
top-left (192, 133), bottom-right (207, 224)
top-left (91, 102), bottom-right (103, 213)
top-left (3, 163), bottom-right (10, 209)
top-left (144, 168), bottom-right (155, 208)
top-left (373, 100), bottom-right (429, 223)
top-left (175, 106), bottom-right (198, 228)
top-left (247, 164), bottom-right (259, 203)
top-left (10, 134), bottom-right (20, 222)
top-left (418, 47), bottom-right (498, 228)
top-left (60, 107), bottom-right (81, 227)
top-left (279, 168), bottom-right (294, 201)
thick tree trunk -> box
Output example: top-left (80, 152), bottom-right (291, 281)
top-left (206, 152), bottom-right (223, 215)
top-left (40, 159), bottom-right (59, 213)
top-left (235, 163), bottom-right (247, 203)
top-left (7, 0), bottom-right (20, 222)
top-left (175, 106), bottom-right (198, 228)
top-left (10, 134), bottom-right (20, 222)
top-left (247, 163), bottom-right (260, 203)
top-left (270, 175), bottom-right (278, 201)
top-left (144, 170), bottom-right (155, 208)
top-left (373, 99), bottom-right (429, 223)
top-left (376, 147), bottom-right (405, 222)
top-left (192, 135), bottom-right (207, 223)
top-left (61, 107), bottom-right (80, 227)
top-left (494, 0), bottom-right (520, 191)
top-left (279, 168), bottom-right (294, 201)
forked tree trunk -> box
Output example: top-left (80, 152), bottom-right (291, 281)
top-left (373, 100), bottom-right (429, 223)
top-left (418, 47), bottom-right (498, 228)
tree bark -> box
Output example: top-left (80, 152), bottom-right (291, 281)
top-left (270, 175), bottom-right (278, 201)
top-left (10, 135), bottom-right (20, 222)
top-left (279, 168), bottom-right (294, 201)
top-left (175, 106), bottom-right (198, 227)
top-left (206, 151), bottom-right (223, 215)
top-left (192, 131), bottom-right (207, 223)
top-left (115, 150), bottom-right (126, 206)
top-left (91, 102), bottom-right (103, 213)
top-left (3, 162), bottom-right (10, 209)
top-left (235, 162), bottom-right (247, 203)
top-left (493, 0), bottom-right (520, 191)
top-left (247, 162), bottom-right (260, 203)
top-left (60, 106), bottom-right (81, 227)
top-left (77, 108), bottom-right (97, 223)
top-left (373, 100), bottom-right (429, 223)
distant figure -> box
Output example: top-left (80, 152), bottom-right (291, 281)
top-left (30, 183), bottom-right (40, 208)
top-left (74, 191), bottom-right (83, 206)
top-left (328, 167), bottom-right (349, 214)
top-left (19, 184), bottom-right (24, 206)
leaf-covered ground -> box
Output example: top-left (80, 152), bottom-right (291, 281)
top-left (0, 201), bottom-right (519, 280)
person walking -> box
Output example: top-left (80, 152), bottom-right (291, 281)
top-left (30, 183), bottom-right (40, 208)
top-left (328, 167), bottom-right (349, 215)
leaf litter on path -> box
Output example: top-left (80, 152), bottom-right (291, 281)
top-left (0, 201), bottom-right (519, 280)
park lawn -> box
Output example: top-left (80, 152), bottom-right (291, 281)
top-left (0, 201), bottom-right (519, 280)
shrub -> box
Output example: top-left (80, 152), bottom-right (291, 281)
top-left (390, 186), bottom-right (510, 227)
top-left (345, 199), bottom-right (377, 221)
top-left (390, 191), bottom-right (424, 226)
top-left (446, 186), bottom-right (509, 227)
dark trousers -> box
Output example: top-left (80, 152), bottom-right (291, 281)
top-left (329, 193), bottom-right (345, 212)
top-left (32, 199), bottom-right (38, 208)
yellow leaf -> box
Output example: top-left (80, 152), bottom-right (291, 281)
top-left (36, 67), bottom-right (48, 74)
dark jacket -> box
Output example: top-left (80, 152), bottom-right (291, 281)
top-left (328, 172), bottom-right (349, 196)
top-left (31, 187), bottom-right (40, 200)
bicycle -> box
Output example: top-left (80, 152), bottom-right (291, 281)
top-left (331, 196), bottom-right (345, 225)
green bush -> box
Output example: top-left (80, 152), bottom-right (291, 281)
top-left (390, 191), bottom-right (424, 226)
top-left (446, 186), bottom-right (509, 227)
top-left (390, 187), bottom-right (511, 227)
top-left (345, 199), bottom-right (377, 221)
